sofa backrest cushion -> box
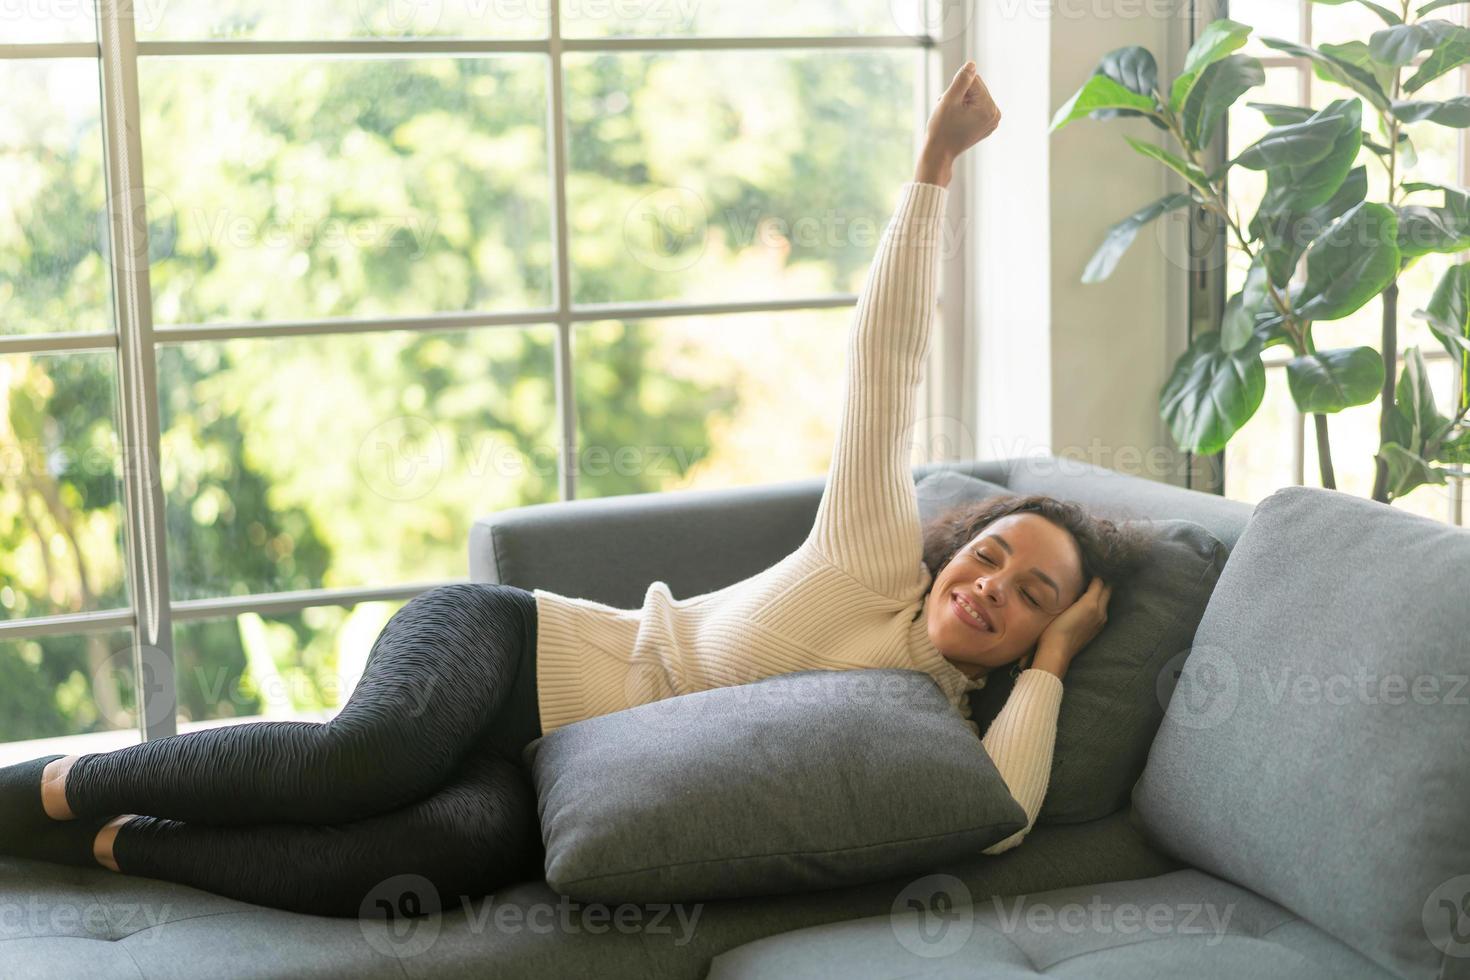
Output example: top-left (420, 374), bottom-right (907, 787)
top-left (917, 473), bottom-right (1228, 825)
top-left (1131, 486), bottom-right (1470, 980)
top-left (468, 457), bottom-right (1254, 607)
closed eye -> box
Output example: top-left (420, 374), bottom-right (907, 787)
top-left (971, 548), bottom-right (1040, 608)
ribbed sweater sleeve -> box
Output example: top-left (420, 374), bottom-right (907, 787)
top-left (980, 668), bottom-right (1065, 855)
top-left (802, 180), bottom-right (947, 599)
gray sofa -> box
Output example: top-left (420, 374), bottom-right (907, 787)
top-left (0, 456), bottom-right (1412, 978)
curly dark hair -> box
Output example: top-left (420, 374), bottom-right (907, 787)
top-left (920, 493), bottom-right (1151, 605)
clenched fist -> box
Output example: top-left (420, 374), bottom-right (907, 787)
top-left (915, 61), bottom-right (1002, 186)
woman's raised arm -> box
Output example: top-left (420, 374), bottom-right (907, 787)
top-left (802, 62), bottom-right (1003, 597)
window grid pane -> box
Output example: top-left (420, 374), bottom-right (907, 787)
top-left (1, 58), bottom-right (114, 337)
top-left (572, 309), bottom-right (851, 499)
top-left (172, 600), bottom-right (407, 727)
top-left (3, 18), bottom-right (941, 750)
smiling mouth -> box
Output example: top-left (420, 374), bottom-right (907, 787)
top-left (950, 593), bottom-right (993, 633)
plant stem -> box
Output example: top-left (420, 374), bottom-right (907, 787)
top-left (1313, 413), bottom-right (1337, 488)
top-left (1155, 104), bottom-right (1335, 485)
top-left (1372, 282), bottom-right (1400, 502)
top-left (1370, 56), bottom-right (1406, 503)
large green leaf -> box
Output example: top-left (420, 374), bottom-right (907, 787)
top-left (1170, 19), bottom-right (1253, 112)
top-left (1234, 112), bottom-right (1345, 170)
top-left (1323, 41), bottom-right (1395, 95)
top-left (1246, 102), bottom-right (1316, 125)
top-left (1260, 37), bottom-right (1390, 109)
top-left (1257, 100), bottom-right (1363, 216)
top-left (1082, 192), bottom-right (1193, 284)
top-left (1376, 442), bottom-right (1448, 497)
top-left (1182, 55), bottom-right (1265, 150)
top-left (1419, 0), bottom-right (1469, 16)
top-left (1367, 22), bottom-right (1460, 67)
top-left (1222, 259), bottom-right (1273, 353)
top-left (1293, 202), bottom-right (1400, 321)
top-left (1312, 0), bottom-right (1403, 26)
top-left (1415, 261), bottom-right (1470, 359)
top-left (1255, 166), bottom-right (1369, 288)
top-left (1395, 346), bottom-right (1451, 454)
top-left (1397, 187), bottom-right (1470, 259)
top-left (1091, 46), bottom-right (1169, 131)
top-left (1404, 27), bottom-right (1470, 93)
top-left (1159, 331), bottom-right (1267, 456)
top-left (1437, 429), bottom-right (1470, 463)
top-left (1097, 45), bottom-right (1158, 95)
top-left (1124, 136), bottom-right (1212, 194)
top-left (1390, 97), bottom-right (1470, 126)
top-left (1051, 74), bottom-right (1159, 132)
top-left (1403, 180), bottom-right (1462, 196)
top-left (1285, 347), bottom-right (1384, 413)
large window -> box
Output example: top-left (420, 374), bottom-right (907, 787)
top-left (1, 4), bottom-right (967, 759)
top-left (1221, 1), bottom-right (1467, 525)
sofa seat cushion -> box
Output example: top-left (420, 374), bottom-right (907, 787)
top-left (706, 868), bottom-right (1394, 979)
top-left (0, 809), bottom-right (1179, 980)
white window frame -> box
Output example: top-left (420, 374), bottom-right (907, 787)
top-left (0, 2), bottom-right (975, 744)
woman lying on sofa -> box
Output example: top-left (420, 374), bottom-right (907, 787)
top-left (0, 61), bottom-right (1139, 917)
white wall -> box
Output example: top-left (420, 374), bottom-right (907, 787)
top-left (968, 0), bottom-right (1195, 487)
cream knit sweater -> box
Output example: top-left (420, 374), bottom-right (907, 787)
top-left (533, 180), bottom-right (1063, 854)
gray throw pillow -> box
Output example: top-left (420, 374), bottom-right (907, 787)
top-left (520, 668), bottom-right (1027, 904)
top-left (1131, 486), bottom-right (1470, 980)
top-left (915, 471), bottom-right (1228, 824)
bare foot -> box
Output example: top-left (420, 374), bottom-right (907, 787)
top-left (93, 814), bottom-right (134, 872)
top-left (40, 755), bottom-right (79, 821)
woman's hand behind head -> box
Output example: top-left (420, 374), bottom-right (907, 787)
top-left (1032, 577), bottom-right (1112, 677)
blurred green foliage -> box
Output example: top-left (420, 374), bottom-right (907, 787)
top-left (1, 45), bottom-right (917, 743)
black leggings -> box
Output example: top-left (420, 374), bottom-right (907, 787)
top-left (64, 583), bottom-right (544, 918)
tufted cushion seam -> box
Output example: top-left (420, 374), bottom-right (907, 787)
top-left (1030, 928), bottom-right (1301, 974)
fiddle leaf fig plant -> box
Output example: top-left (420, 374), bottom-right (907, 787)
top-left (1054, 3), bottom-right (1470, 505)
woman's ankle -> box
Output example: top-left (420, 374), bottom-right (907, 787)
top-left (40, 755), bottom-right (80, 820)
top-left (93, 814), bottom-right (134, 872)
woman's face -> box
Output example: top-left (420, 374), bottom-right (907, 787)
top-left (923, 513), bottom-right (1086, 678)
